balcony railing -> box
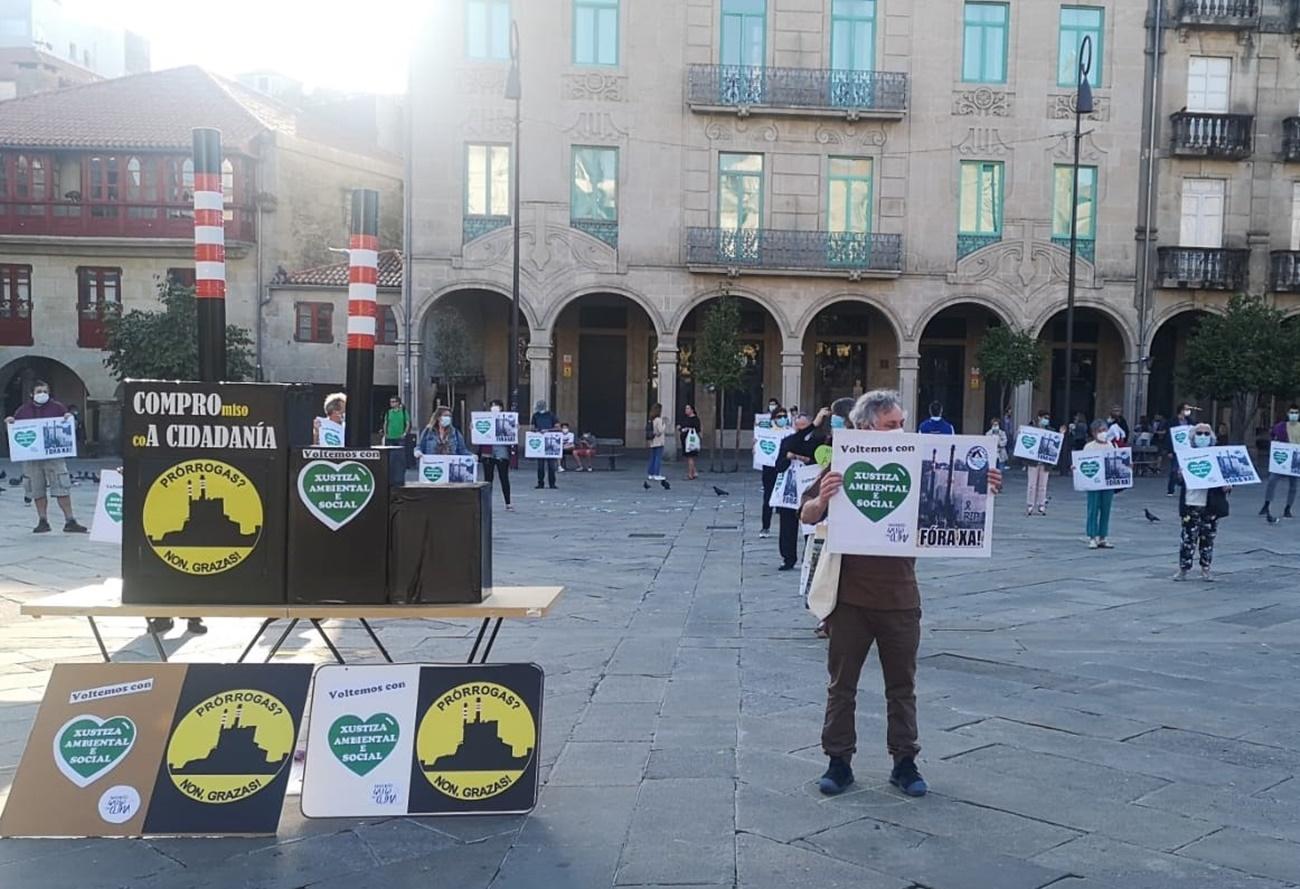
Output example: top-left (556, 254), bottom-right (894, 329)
top-left (1050, 236), bottom-right (1096, 264)
top-left (957, 233), bottom-right (1001, 260)
top-left (572, 219), bottom-right (618, 249)
top-left (0, 201), bottom-right (255, 241)
top-left (0, 300), bottom-right (32, 346)
top-left (1157, 246), bottom-right (1249, 290)
top-left (686, 65), bottom-right (908, 117)
top-left (1283, 117), bottom-right (1300, 162)
top-left (1270, 251), bottom-right (1300, 292)
top-left (686, 227), bottom-right (902, 276)
top-left (1177, 0), bottom-right (1260, 28)
top-left (77, 303), bottom-right (119, 349)
top-left (1170, 112), bottom-right (1253, 159)
top-left (463, 215), bottom-right (510, 244)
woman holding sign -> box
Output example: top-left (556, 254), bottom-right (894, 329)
top-left (1026, 411), bottom-right (1054, 516)
top-left (1176, 423), bottom-right (1228, 581)
top-left (1081, 419), bottom-right (1116, 549)
top-left (1260, 404), bottom-right (1300, 520)
top-left (481, 400), bottom-right (514, 511)
top-left (415, 407), bottom-right (471, 459)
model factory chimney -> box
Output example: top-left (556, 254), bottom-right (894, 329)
top-left (192, 127), bottom-right (226, 383)
top-left (345, 188), bottom-right (380, 447)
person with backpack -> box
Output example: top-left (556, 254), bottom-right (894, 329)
top-left (379, 395), bottom-right (411, 473)
top-left (643, 403), bottom-right (669, 490)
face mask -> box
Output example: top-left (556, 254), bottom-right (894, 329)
top-left (490, 405), bottom-right (501, 413)
top-left (990, 424), bottom-right (999, 431)
top-left (1183, 410), bottom-right (1192, 418)
top-left (1039, 418), bottom-right (1051, 428)
top-left (831, 416), bottom-right (845, 430)
top-left (768, 404), bottom-right (778, 412)
top-left (1289, 412), bottom-right (1299, 422)
top-left (1095, 433), bottom-right (1108, 443)
top-left (33, 393), bottom-right (48, 405)
top-left (439, 416), bottom-right (451, 428)
top-left (1194, 434), bottom-right (1212, 447)
top-left (775, 417), bottom-right (788, 428)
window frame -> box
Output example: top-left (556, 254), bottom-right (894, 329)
top-left (1179, 178), bottom-right (1226, 249)
top-left (465, 0), bottom-right (512, 61)
top-left (1057, 6), bottom-right (1103, 88)
top-left (1052, 164), bottom-right (1098, 241)
top-left (0, 263), bottom-right (33, 336)
top-left (830, 0), bottom-right (876, 73)
top-left (1187, 55), bottom-right (1231, 114)
top-left (464, 143), bottom-right (512, 219)
top-left (961, 2), bottom-right (1009, 85)
top-left (717, 152), bottom-right (765, 231)
top-left (294, 301), bottom-right (335, 344)
top-left (573, 0), bottom-right (619, 67)
top-left (75, 266), bottom-right (121, 349)
top-left (377, 305), bottom-right (400, 346)
top-left (826, 156), bottom-right (874, 234)
top-left (570, 145), bottom-right (619, 223)
top-left (720, 0), bottom-right (767, 68)
top-left (1291, 182), bottom-right (1300, 253)
top-left (958, 160), bottom-right (1004, 237)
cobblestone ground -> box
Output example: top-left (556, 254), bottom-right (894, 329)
top-left (1, 457), bottom-right (1299, 888)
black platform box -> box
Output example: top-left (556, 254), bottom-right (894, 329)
top-left (388, 484), bottom-right (492, 604)
top-left (287, 447), bottom-right (403, 604)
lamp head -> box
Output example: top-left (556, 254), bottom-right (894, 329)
top-left (1076, 77), bottom-right (1094, 115)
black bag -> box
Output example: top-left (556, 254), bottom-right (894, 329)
top-left (1207, 487), bottom-right (1230, 518)
top-left (645, 420), bottom-right (655, 442)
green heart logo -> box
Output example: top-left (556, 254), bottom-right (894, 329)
top-left (14, 429), bottom-right (36, 448)
top-left (844, 461), bottom-right (911, 522)
top-left (759, 439), bottom-right (777, 455)
top-left (1020, 435), bottom-right (1035, 450)
top-left (54, 715), bottom-right (136, 787)
top-left (475, 419), bottom-right (492, 435)
top-left (1273, 450), bottom-right (1288, 465)
top-left (422, 464), bottom-right (444, 483)
top-left (104, 491), bottom-right (123, 522)
top-left (1187, 459), bottom-right (1212, 479)
top-left (328, 713), bottom-right (399, 776)
top-left (1079, 460), bottom-right (1099, 479)
top-left (324, 430), bottom-right (342, 446)
top-left (1173, 430), bottom-right (1188, 446)
top-left (297, 460), bottom-right (376, 531)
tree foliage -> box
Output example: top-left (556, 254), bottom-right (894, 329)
top-left (1180, 295), bottom-right (1300, 443)
top-left (428, 306), bottom-right (476, 409)
top-left (103, 276), bottom-right (254, 381)
top-left (693, 295), bottom-right (744, 395)
top-left (976, 324), bottom-right (1046, 418)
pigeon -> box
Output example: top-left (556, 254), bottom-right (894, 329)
top-left (713, 486), bottom-right (729, 496)
top-left (1144, 509), bottom-right (1160, 523)
top-left (643, 480), bottom-right (651, 490)
top-left (660, 479), bottom-right (671, 490)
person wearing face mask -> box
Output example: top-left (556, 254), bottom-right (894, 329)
top-left (415, 406), bottom-right (470, 459)
top-left (773, 411), bottom-right (824, 571)
top-left (918, 401), bottom-right (954, 435)
top-left (802, 390), bottom-right (1003, 798)
top-left (530, 400), bottom-right (558, 490)
top-left (1082, 419), bottom-right (1116, 549)
top-left (1166, 403), bottom-right (1195, 496)
top-left (480, 399), bottom-right (514, 511)
top-left (1260, 404), bottom-right (1300, 520)
top-left (985, 417), bottom-right (1007, 468)
top-left (759, 407), bottom-right (789, 538)
top-left (644, 403), bottom-right (669, 490)
top-left (1107, 405), bottom-right (1130, 448)
top-left (1026, 410), bottom-right (1054, 516)
top-left (1176, 424), bottom-right (1229, 580)
top-left (5, 381), bottom-right (87, 534)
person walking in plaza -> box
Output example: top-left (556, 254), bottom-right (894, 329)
top-left (774, 411), bottom-right (823, 571)
top-left (918, 401), bottom-right (954, 435)
top-left (1082, 419), bottom-right (1116, 549)
top-left (1026, 410), bottom-right (1054, 516)
top-left (481, 399), bottom-right (514, 511)
top-left (1108, 404), bottom-right (1130, 447)
top-left (379, 395), bottom-right (411, 472)
top-left (644, 403), bottom-right (669, 490)
top-left (1167, 403), bottom-right (1195, 496)
top-left (1175, 423), bottom-right (1229, 581)
top-left (759, 406), bottom-right (789, 538)
top-left (415, 406), bottom-right (471, 458)
top-left (530, 400), bottom-right (558, 490)
top-left (679, 404), bottom-right (702, 480)
top-left (986, 416), bottom-right (1008, 468)
top-left (5, 380), bottom-right (87, 534)
top-left (801, 390), bottom-right (1003, 798)
top-left (1260, 404), bottom-right (1300, 520)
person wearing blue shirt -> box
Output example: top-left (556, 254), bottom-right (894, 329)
top-left (415, 407), bottom-right (471, 457)
top-left (918, 402), bottom-right (954, 435)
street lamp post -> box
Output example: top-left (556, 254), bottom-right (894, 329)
top-left (1063, 35), bottom-right (1094, 429)
top-left (505, 21), bottom-right (522, 413)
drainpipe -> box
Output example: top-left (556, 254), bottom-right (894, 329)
top-left (1136, 0), bottom-right (1165, 419)
top-left (402, 63), bottom-right (415, 416)
top-left (254, 132), bottom-right (272, 381)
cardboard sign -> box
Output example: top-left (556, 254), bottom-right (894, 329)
top-left (1179, 444), bottom-right (1261, 489)
top-left (1071, 447), bottom-right (1134, 491)
top-left (0, 663), bottom-right (311, 837)
top-left (90, 469), bottom-right (125, 544)
top-left (524, 432), bottom-right (563, 460)
top-left (754, 414), bottom-right (774, 430)
top-left (827, 431), bottom-right (995, 558)
top-left (1169, 425), bottom-right (1194, 454)
top-left (470, 412), bottom-right (519, 446)
top-left (769, 463), bottom-right (822, 510)
top-left (8, 415), bottom-right (77, 461)
top-left (1269, 441), bottom-right (1300, 478)
top-left (301, 663), bottom-right (543, 818)
top-left (752, 428), bottom-right (784, 469)
top-left (1012, 426), bottom-right (1064, 465)
top-left (419, 455), bottom-right (478, 485)
top-left (316, 418), bottom-right (346, 448)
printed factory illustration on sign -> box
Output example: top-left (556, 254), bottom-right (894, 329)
top-left (828, 431), bottom-right (996, 558)
top-left (0, 663), bottom-right (310, 837)
top-left (301, 663), bottom-right (544, 818)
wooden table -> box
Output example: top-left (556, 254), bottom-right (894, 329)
top-left (21, 580), bottom-right (564, 665)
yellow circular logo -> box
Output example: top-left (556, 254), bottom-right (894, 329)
top-left (165, 690), bottom-right (294, 804)
top-left (142, 459), bottom-right (263, 575)
top-left (415, 682), bottom-right (536, 801)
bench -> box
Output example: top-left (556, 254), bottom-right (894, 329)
top-left (594, 437), bottom-right (624, 470)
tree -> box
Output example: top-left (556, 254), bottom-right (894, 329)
top-left (428, 306), bottom-right (475, 414)
top-left (1180, 294), bottom-right (1300, 444)
top-left (693, 295), bottom-right (744, 470)
top-left (103, 276), bottom-right (254, 382)
top-left (976, 324), bottom-right (1046, 421)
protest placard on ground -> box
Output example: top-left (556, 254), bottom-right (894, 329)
top-left (90, 470), bottom-right (125, 544)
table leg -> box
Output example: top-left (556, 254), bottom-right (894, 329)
top-left (87, 616), bottom-right (111, 663)
top-left (479, 618), bottom-right (503, 663)
top-left (263, 619), bottom-right (299, 663)
top-left (237, 618), bottom-right (275, 664)
top-left (147, 621), bottom-right (169, 663)
top-left (358, 619), bottom-right (394, 663)
top-left (467, 618), bottom-right (490, 663)
top-left (310, 619), bottom-right (345, 664)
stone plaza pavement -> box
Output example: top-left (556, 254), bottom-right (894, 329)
top-left (0, 458), bottom-right (1299, 888)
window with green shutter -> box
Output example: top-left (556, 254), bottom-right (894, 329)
top-left (464, 144), bottom-right (511, 242)
top-left (958, 160), bottom-right (1003, 257)
top-left (721, 0), bottom-right (766, 67)
top-left (831, 0), bottom-right (876, 72)
top-left (1058, 7), bottom-right (1102, 88)
top-left (961, 2), bottom-right (1008, 84)
top-left (574, 0), bottom-right (618, 66)
top-left (466, 0), bottom-right (511, 61)
top-left (571, 146), bottom-right (619, 247)
top-left (1052, 164), bottom-right (1097, 260)
top-left (827, 157), bottom-right (873, 234)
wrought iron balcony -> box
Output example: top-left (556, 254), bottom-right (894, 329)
top-left (1156, 246), bottom-right (1249, 290)
top-left (1170, 111), bottom-right (1253, 159)
top-left (957, 233), bottom-right (1001, 260)
top-left (1270, 251), bottom-right (1300, 292)
top-left (1177, 0), bottom-right (1259, 28)
top-left (686, 65), bottom-right (908, 118)
top-left (463, 215), bottom-right (510, 244)
top-left (571, 219), bottom-right (618, 249)
top-left (1283, 117), bottom-right (1300, 162)
top-left (1050, 236), bottom-right (1096, 264)
top-left (686, 227), bottom-right (903, 277)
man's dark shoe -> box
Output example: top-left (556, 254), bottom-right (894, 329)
top-left (535, 484), bottom-right (545, 489)
top-left (890, 757), bottom-right (928, 797)
top-left (778, 563), bottom-right (795, 571)
top-left (1286, 507), bottom-right (1294, 519)
top-left (549, 484), bottom-right (558, 490)
top-left (186, 618), bottom-right (208, 635)
top-left (817, 756), bottom-right (854, 795)
top-left (147, 618), bottom-right (174, 634)
top-left (64, 519), bottom-right (88, 533)
top-left (32, 518), bottom-right (51, 533)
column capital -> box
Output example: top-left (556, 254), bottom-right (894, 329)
top-left (780, 350), bottom-right (803, 368)
top-left (525, 343), bottom-right (553, 362)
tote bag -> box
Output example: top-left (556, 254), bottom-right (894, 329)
top-left (804, 525), bottom-right (841, 620)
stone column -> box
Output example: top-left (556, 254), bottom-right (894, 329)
top-left (897, 349), bottom-right (920, 420)
top-left (526, 338), bottom-right (553, 420)
top-left (656, 337), bottom-right (679, 459)
top-left (1013, 381), bottom-right (1033, 428)
top-left (781, 346), bottom-right (803, 412)
top-left (1123, 360), bottom-right (1141, 426)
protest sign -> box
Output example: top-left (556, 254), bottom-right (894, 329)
top-left (754, 414), bottom-right (773, 430)
top-left (524, 432), bottom-right (563, 460)
top-left (1179, 444), bottom-right (1261, 490)
top-left (769, 463), bottom-right (822, 510)
top-left (752, 428), bottom-right (784, 469)
top-left (1268, 441), bottom-right (1300, 478)
top-left (470, 412), bottom-right (518, 446)
top-left (8, 415), bottom-right (76, 461)
top-left (419, 455), bottom-right (478, 485)
top-left (1012, 426), bottom-right (1064, 465)
top-left (90, 470), bottom-right (125, 544)
top-left (316, 418), bottom-right (346, 448)
top-left (1169, 425), bottom-right (1193, 454)
top-left (827, 431), bottom-right (995, 558)
top-left (1071, 447), bottom-right (1134, 491)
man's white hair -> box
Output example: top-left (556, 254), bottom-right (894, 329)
top-left (850, 389), bottom-right (905, 429)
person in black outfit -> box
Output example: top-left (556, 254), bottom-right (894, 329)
top-left (759, 406), bottom-right (788, 538)
top-left (773, 410), bottom-right (826, 570)
top-left (530, 400), bottom-right (558, 489)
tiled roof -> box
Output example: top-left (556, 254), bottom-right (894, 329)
top-left (280, 250), bottom-right (403, 289)
top-left (0, 65), bottom-right (303, 152)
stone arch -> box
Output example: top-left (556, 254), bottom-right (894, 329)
top-left (793, 291), bottom-right (906, 346)
top-left (1029, 298), bottom-right (1137, 361)
top-left (1145, 301), bottom-right (1226, 354)
top-left (668, 284), bottom-right (793, 339)
top-left (915, 300), bottom-right (1015, 434)
top-left (799, 297), bottom-right (905, 412)
top-left (414, 280), bottom-right (541, 334)
top-left (909, 293), bottom-right (1017, 343)
top-left (540, 283), bottom-right (666, 338)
